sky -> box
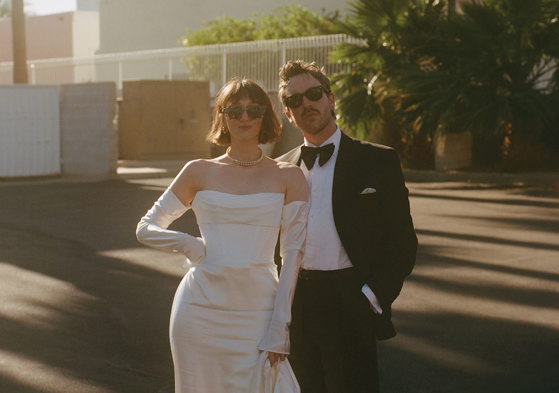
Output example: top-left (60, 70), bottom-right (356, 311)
top-left (25, 0), bottom-right (77, 16)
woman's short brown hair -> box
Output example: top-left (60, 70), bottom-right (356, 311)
top-left (207, 78), bottom-right (282, 146)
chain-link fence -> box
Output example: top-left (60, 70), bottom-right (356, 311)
top-left (0, 34), bottom-right (358, 96)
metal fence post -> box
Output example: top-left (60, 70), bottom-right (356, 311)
top-left (30, 63), bottom-right (36, 84)
top-left (222, 49), bottom-right (227, 87)
top-left (221, 48), bottom-right (227, 86)
top-left (118, 60), bottom-right (123, 90)
top-left (168, 57), bottom-right (173, 80)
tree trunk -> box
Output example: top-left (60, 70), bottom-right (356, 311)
top-left (12, 0), bottom-right (28, 83)
top-left (448, 0), bottom-right (456, 18)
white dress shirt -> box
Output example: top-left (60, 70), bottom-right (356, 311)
top-left (301, 127), bottom-right (382, 314)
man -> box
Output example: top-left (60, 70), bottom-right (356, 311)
top-left (277, 60), bottom-right (417, 393)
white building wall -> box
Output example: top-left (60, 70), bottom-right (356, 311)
top-left (72, 11), bottom-right (100, 58)
top-left (0, 11), bottom-right (99, 63)
top-left (72, 11), bottom-right (100, 82)
top-left (0, 86), bottom-right (60, 177)
top-left (98, 0), bottom-right (350, 53)
top-left (78, 0), bottom-right (100, 11)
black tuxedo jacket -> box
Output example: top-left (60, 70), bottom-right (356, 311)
top-left (277, 131), bottom-right (417, 340)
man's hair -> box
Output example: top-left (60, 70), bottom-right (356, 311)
top-left (278, 60), bottom-right (332, 104)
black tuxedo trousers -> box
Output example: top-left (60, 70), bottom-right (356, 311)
top-left (278, 131), bottom-right (417, 393)
top-left (289, 268), bottom-right (379, 393)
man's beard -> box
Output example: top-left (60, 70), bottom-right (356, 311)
top-left (301, 108), bottom-right (330, 134)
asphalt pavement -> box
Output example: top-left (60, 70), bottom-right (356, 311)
top-left (0, 164), bottom-right (558, 393)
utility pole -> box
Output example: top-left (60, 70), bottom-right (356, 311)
top-left (12, 0), bottom-right (28, 83)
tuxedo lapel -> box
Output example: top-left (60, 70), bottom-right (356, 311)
top-left (332, 132), bottom-right (355, 221)
top-left (281, 133), bottom-right (356, 220)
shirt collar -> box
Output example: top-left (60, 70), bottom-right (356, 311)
top-left (304, 126), bottom-right (341, 153)
top-left (300, 127), bottom-right (341, 171)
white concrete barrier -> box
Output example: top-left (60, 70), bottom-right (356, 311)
top-left (60, 82), bottom-right (117, 178)
top-left (0, 85), bottom-right (60, 177)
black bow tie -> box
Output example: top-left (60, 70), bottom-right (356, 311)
top-left (300, 143), bottom-right (335, 170)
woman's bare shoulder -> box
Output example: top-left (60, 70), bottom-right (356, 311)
top-left (170, 158), bottom-right (220, 197)
top-left (273, 159), bottom-right (303, 176)
top-left (178, 157), bottom-right (224, 174)
top-left (272, 161), bottom-right (308, 203)
top-left (275, 161), bottom-right (304, 179)
top-left (273, 159), bottom-right (299, 170)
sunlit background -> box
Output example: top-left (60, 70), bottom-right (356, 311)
top-left (0, 1), bottom-right (558, 392)
top-left (25, 0), bottom-right (77, 15)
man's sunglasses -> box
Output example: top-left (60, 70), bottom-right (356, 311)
top-left (283, 85), bottom-right (328, 109)
top-left (221, 105), bottom-right (267, 120)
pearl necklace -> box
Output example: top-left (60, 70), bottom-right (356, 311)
top-left (226, 146), bottom-right (264, 167)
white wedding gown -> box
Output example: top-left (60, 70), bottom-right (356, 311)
top-left (137, 189), bottom-right (307, 393)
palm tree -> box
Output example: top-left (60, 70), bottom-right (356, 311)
top-left (334, 0), bottom-right (559, 170)
top-left (448, 0), bottom-right (456, 17)
top-left (12, 0), bottom-right (28, 83)
top-left (333, 0), bottom-right (446, 167)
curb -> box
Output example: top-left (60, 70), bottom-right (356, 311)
top-left (1, 160), bottom-right (557, 187)
top-left (403, 169), bottom-right (559, 187)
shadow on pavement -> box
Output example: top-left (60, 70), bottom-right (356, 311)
top-left (410, 190), bottom-right (559, 209)
top-left (382, 184), bottom-right (559, 393)
top-left (1, 177), bottom-right (558, 392)
top-left (380, 310), bottom-right (559, 393)
top-left (0, 180), bottom-right (198, 393)
top-left (416, 229), bottom-right (559, 252)
top-left (442, 214), bottom-right (559, 233)
top-left (418, 245), bottom-right (559, 283)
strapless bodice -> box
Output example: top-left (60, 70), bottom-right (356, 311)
top-left (192, 190), bottom-right (284, 267)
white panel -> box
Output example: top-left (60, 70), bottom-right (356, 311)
top-left (0, 85), bottom-right (60, 177)
top-left (60, 82), bottom-right (117, 177)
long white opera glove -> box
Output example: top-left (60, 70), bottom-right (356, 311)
top-left (136, 188), bottom-right (205, 265)
top-left (258, 201), bottom-right (309, 355)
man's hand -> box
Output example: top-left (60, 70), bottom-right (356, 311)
top-left (268, 352), bottom-right (287, 366)
top-left (362, 284), bottom-right (383, 315)
top-left (369, 300), bottom-right (382, 314)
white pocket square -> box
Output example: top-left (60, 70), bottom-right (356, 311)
top-left (360, 187), bottom-right (377, 195)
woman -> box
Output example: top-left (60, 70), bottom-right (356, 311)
top-left (136, 78), bottom-right (308, 392)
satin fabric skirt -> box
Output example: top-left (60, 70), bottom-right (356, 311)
top-left (169, 267), bottom-right (275, 393)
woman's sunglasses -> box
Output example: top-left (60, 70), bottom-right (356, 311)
top-left (283, 85), bottom-right (327, 109)
top-left (221, 105), bottom-right (267, 120)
